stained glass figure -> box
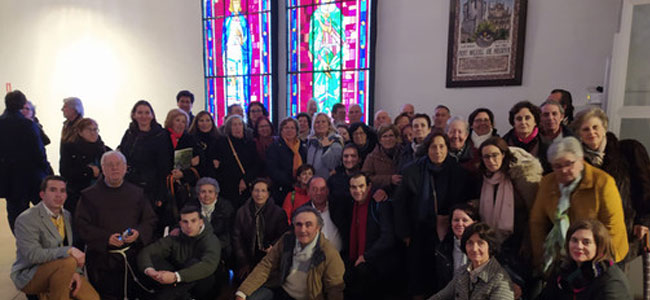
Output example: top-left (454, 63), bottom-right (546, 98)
top-left (203, 0), bottom-right (273, 125)
top-left (287, 0), bottom-right (373, 123)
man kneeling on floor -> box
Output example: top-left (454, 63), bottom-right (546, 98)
top-left (11, 175), bottom-right (99, 300)
top-left (137, 205), bottom-right (221, 300)
top-left (235, 206), bottom-right (345, 300)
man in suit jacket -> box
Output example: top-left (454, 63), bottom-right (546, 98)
top-left (11, 175), bottom-right (99, 300)
top-left (0, 90), bottom-right (51, 233)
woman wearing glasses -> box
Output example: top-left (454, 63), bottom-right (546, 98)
top-left (530, 137), bottom-right (628, 276)
top-left (476, 136), bottom-right (542, 298)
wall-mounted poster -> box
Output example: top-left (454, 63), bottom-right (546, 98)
top-left (446, 0), bottom-right (527, 87)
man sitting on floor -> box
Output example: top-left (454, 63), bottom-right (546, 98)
top-left (138, 205), bottom-right (221, 300)
top-left (11, 175), bottom-right (99, 300)
top-left (235, 206), bottom-right (345, 300)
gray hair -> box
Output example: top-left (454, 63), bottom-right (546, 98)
top-left (223, 114), bottom-right (244, 137)
top-left (540, 99), bottom-right (565, 115)
top-left (547, 136), bottom-right (584, 162)
top-left (446, 116), bottom-right (469, 134)
top-left (100, 150), bottom-right (127, 166)
top-left (291, 205), bottom-right (324, 228)
top-left (195, 177), bottom-right (220, 194)
top-left (63, 97), bottom-right (84, 117)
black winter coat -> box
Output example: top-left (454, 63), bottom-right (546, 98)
top-left (192, 130), bottom-right (221, 180)
top-left (214, 135), bottom-right (260, 208)
top-left (118, 122), bottom-right (171, 206)
top-left (327, 166), bottom-right (355, 209)
top-left (393, 155), bottom-right (473, 240)
top-left (163, 131), bottom-right (202, 221)
top-left (232, 199), bottom-right (288, 270)
top-left (59, 137), bottom-right (110, 214)
top-left (189, 198), bottom-right (235, 261)
top-left (265, 136), bottom-right (307, 205)
top-left (0, 110), bottom-right (51, 201)
top-left (357, 200), bottom-right (398, 277)
top-left (539, 261), bottom-right (632, 300)
top-left (591, 132), bottom-right (650, 259)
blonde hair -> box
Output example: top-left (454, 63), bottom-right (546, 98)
top-left (570, 107), bottom-right (608, 133)
top-left (71, 118), bottom-right (98, 143)
top-left (164, 108), bottom-right (189, 130)
top-left (308, 112), bottom-right (337, 138)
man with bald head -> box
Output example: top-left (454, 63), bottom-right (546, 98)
top-left (301, 177), bottom-right (350, 254)
top-left (348, 104), bottom-right (363, 124)
top-left (401, 104), bottom-right (415, 118)
top-left (373, 110), bottom-right (391, 129)
top-left (76, 151), bottom-right (157, 300)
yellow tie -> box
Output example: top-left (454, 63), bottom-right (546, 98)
top-left (50, 215), bottom-right (65, 240)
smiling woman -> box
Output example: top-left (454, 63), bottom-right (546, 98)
top-left (59, 117), bottom-right (110, 216)
top-left (430, 223), bottom-right (514, 300)
top-left (537, 219), bottom-right (632, 300)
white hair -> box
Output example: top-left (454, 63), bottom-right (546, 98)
top-left (100, 150), bottom-right (127, 166)
top-left (63, 97), bottom-right (84, 117)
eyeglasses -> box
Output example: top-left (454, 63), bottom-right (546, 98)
top-left (481, 152), bottom-right (502, 160)
top-left (473, 118), bottom-right (490, 124)
top-left (552, 160), bottom-right (577, 170)
top-left (84, 127), bottom-right (99, 133)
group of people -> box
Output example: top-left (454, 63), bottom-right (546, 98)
top-left (1, 87), bottom-right (649, 300)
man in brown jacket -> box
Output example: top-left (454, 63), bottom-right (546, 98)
top-left (235, 206), bottom-right (345, 300)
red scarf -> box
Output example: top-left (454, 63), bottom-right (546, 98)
top-left (349, 194), bottom-right (370, 261)
top-left (518, 126), bottom-right (539, 144)
top-left (168, 128), bottom-right (182, 149)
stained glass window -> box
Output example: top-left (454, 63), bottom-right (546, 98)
top-left (202, 0), bottom-right (274, 125)
top-left (287, 0), bottom-right (374, 122)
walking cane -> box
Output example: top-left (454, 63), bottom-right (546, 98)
top-left (642, 233), bottom-right (650, 300)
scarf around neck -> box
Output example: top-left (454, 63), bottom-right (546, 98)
top-left (543, 173), bottom-right (583, 272)
top-left (518, 127), bottom-right (539, 144)
top-left (168, 128), bottom-right (183, 149)
top-left (480, 171), bottom-right (515, 233)
top-left (284, 137), bottom-right (303, 177)
top-left (471, 130), bottom-right (491, 149)
top-left (583, 137), bottom-right (607, 167)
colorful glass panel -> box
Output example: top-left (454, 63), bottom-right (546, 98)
top-left (202, 0), bottom-right (273, 125)
top-left (286, 0), bottom-right (373, 123)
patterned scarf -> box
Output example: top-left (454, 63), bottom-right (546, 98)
top-left (543, 174), bottom-right (583, 272)
top-left (583, 138), bottom-right (607, 167)
top-left (480, 171), bottom-right (515, 233)
top-left (253, 202), bottom-right (267, 251)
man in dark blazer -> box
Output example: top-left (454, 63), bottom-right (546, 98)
top-left (0, 90), bottom-right (51, 233)
top-left (11, 176), bottom-right (98, 299)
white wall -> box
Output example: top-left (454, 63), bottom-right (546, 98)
top-left (0, 0), bottom-right (204, 171)
top-left (374, 0), bottom-right (621, 134)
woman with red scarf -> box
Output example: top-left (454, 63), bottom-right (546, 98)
top-left (163, 108), bottom-right (201, 225)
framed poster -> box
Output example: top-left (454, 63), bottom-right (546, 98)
top-left (446, 0), bottom-right (527, 87)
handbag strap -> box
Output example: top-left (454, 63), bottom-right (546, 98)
top-left (228, 137), bottom-right (246, 175)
